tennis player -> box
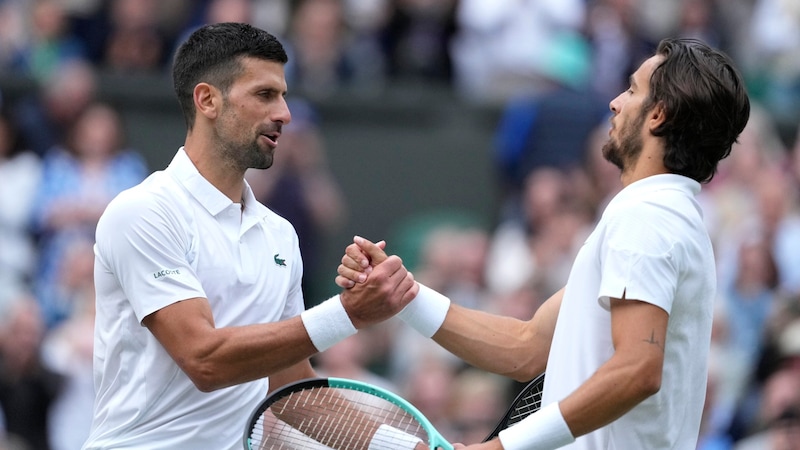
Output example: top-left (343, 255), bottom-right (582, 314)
top-left (338, 38), bottom-right (751, 450)
top-left (81, 23), bottom-right (419, 450)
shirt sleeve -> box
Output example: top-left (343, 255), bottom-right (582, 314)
top-left (95, 188), bottom-right (205, 323)
top-left (597, 202), bottom-right (679, 314)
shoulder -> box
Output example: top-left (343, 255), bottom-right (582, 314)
top-left (98, 171), bottom-right (190, 238)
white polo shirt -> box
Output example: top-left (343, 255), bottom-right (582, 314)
top-left (542, 174), bottom-right (715, 449)
top-left (83, 148), bottom-right (305, 450)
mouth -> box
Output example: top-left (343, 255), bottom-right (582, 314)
top-left (261, 132), bottom-right (280, 147)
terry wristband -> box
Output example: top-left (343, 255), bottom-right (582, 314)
top-left (368, 424), bottom-right (422, 450)
top-left (498, 402), bottom-right (575, 450)
top-left (397, 283), bottom-right (450, 338)
top-left (300, 295), bottom-right (357, 352)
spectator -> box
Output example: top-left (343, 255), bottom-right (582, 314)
top-left (102, 0), bottom-right (170, 73)
top-left (0, 287), bottom-right (62, 450)
top-left (30, 101), bottom-right (147, 328)
top-left (12, 59), bottom-right (97, 157)
top-left (40, 238), bottom-right (96, 450)
top-left (381, 0), bottom-right (457, 82)
top-left (0, 1), bottom-right (27, 70)
top-left (447, 369), bottom-right (510, 444)
top-left (10, 0), bottom-right (87, 82)
top-left (584, 0), bottom-right (658, 101)
top-left (285, 0), bottom-right (385, 98)
top-left (449, 0), bottom-right (587, 103)
top-left (0, 108), bottom-right (41, 287)
top-left (746, 0), bottom-right (800, 133)
top-left (734, 362), bottom-right (800, 449)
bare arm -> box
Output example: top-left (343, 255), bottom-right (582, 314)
top-left (457, 295), bottom-right (669, 450)
top-left (143, 299), bottom-right (317, 392)
top-left (144, 253), bottom-right (418, 392)
top-left (431, 289), bottom-right (562, 382)
top-left (337, 236), bottom-right (562, 382)
top-left (559, 296), bottom-right (667, 437)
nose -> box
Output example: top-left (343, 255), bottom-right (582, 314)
top-left (609, 94), bottom-right (621, 115)
top-left (276, 97), bottom-right (292, 126)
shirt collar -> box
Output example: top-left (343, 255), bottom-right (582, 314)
top-left (166, 147), bottom-right (269, 222)
top-left (615, 173), bottom-right (700, 202)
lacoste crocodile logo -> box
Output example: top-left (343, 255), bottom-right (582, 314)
top-left (274, 254), bottom-right (286, 267)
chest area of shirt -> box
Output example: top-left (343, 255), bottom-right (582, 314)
top-left (188, 211), bottom-right (294, 286)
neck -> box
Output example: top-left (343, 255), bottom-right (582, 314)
top-left (184, 134), bottom-right (245, 203)
top-left (619, 142), bottom-right (668, 187)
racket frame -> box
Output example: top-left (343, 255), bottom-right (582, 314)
top-left (483, 372), bottom-right (545, 441)
top-left (243, 377), bottom-right (454, 450)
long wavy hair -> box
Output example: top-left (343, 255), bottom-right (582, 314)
top-left (645, 38), bottom-right (750, 183)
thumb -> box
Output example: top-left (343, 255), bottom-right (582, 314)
top-left (354, 235), bottom-right (389, 264)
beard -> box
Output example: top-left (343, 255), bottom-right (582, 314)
top-left (602, 109), bottom-right (646, 171)
top-left (215, 104), bottom-right (275, 171)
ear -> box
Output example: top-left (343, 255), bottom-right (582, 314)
top-left (193, 82), bottom-right (221, 122)
top-left (648, 102), bottom-right (666, 132)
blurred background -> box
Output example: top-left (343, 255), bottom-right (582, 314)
top-left (0, 0), bottom-right (799, 449)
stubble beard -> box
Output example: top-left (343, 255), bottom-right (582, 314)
top-left (216, 106), bottom-right (274, 172)
top-left (602, 110), bottom-right (646, 172)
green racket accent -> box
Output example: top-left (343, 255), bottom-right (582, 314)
top-left (328, 378), bottom-right (454, 450)
top-left (244, 377), bottom-right (454, 450)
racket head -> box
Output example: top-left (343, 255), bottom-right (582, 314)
top-left (483, 372), bottom-right (545, 441)
top-left (244, 377), bottom-right (453, 450)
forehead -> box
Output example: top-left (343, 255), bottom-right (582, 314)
top-left (632, 55), bottom-right (664, 89)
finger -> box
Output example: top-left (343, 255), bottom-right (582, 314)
top-left (354, 235), bottom-right (389, 265)
top-left (335, 274), bottom-right (355, 289)
top-left (340, 252), bottom-right (365, 271)
top-left (344, 242), bottom-right (370, 268)
top-left (337, 264), bottom-right (367, 284)
top-left (398, 272), bottom-right (419, 305)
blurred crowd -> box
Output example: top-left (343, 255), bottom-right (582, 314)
top-left (0, 0), bottom-right (799, 449)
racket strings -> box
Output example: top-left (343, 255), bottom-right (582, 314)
top-left (506, 383), bottom-right (543, 427)
top-left (249, 386), bottom-right (429, 449)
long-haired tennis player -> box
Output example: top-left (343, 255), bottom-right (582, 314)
top-left (338, 38), bottom-right (751, 450)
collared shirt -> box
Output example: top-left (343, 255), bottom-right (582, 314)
top-left (83, 148), bottom-right (305, 450)
top-left (544, 174), bottom-right (715, 449)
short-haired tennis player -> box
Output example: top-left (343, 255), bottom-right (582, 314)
top-left (82, 22), bottom-right (419, 450)
top-left (338, 38), bottom-right (751, 450)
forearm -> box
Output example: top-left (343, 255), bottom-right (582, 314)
top-left (179, 316), bottom-right (319, 391)
top-left (432, 304), bottom-right (546, 382)
top-left (559, 352), bottom-right (660, 438)
top-left (423, 287), bottom-right (562, 382)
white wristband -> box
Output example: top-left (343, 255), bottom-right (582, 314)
top-left (368, 424), bottom-right (422, 450)
top-left (397, 283), bottom-right (450, 338)
top-left (498, 402), bottom-right (575, 450)
top-left (300, 295), bottom-right (357, 352)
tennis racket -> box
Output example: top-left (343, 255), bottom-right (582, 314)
top-left (243, 377), bottom-right (453, 450)
top-left (483, 372), bottom-right (545, 441)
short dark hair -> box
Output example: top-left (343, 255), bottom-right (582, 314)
top-left (172, 22), bottom-right (288, 130)
top-left (646, 38), bottom-right (750, 183)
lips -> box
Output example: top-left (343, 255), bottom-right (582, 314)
top-left (261, 133), bottom-right (279, 146)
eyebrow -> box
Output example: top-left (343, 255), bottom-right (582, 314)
top-left (629, 75), bottom-right (637, 89)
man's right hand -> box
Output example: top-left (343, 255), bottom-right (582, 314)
top-left (338, 236), bottom-right (418, 328)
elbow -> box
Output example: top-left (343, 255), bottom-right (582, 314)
top-left (509, 365), bottom-right (544, 383)
top-left (184, 364), bottom-right (221, 392)
top-left (641, 372), bottom-right (662, 398)
top-left (632, 362), bottom-right (662, 400)
top-left (179, 356), bottom-right (228, 393)
top-left (505, 350), bottom-right (547, 383)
